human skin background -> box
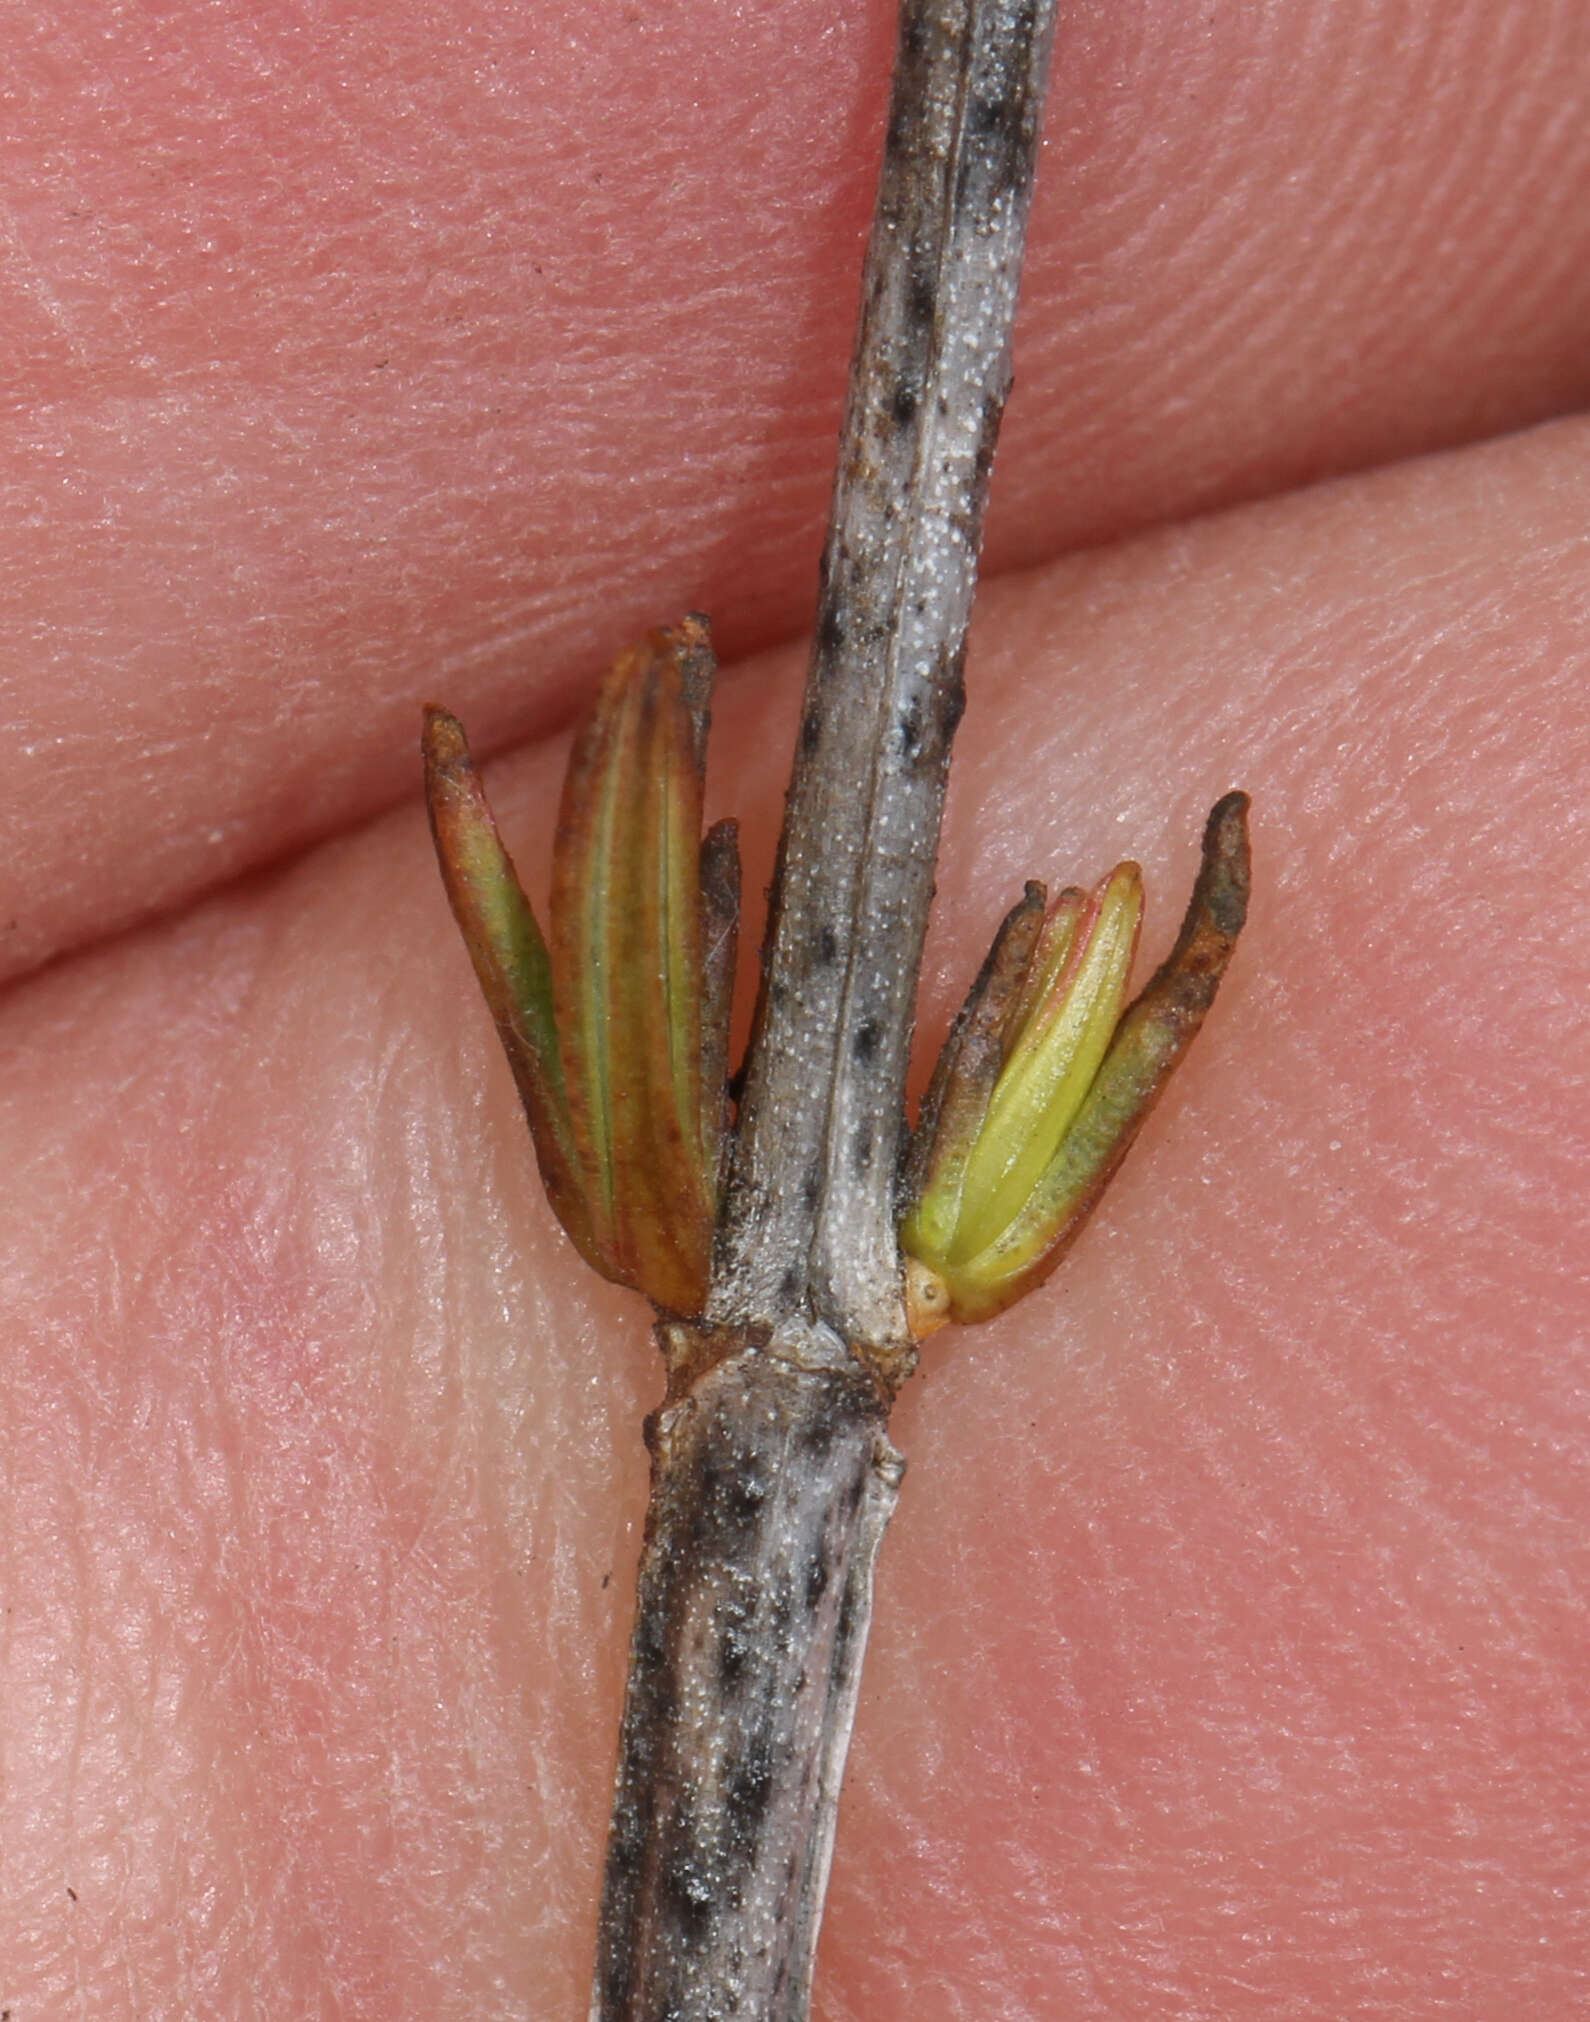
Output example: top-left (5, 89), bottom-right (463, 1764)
top-left (2, 0), bottom-right (1588, 2016)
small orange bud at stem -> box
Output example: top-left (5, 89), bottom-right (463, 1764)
top-left (903, 1258), bottom-right (953, 1339)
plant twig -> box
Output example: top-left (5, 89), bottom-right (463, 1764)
top-left (423, 5), bottom-right (1253, 2017)
top-left (589, 5), bottom-right (1059, 2017)
top-left (717, 0), bottom-right (1061, 1370)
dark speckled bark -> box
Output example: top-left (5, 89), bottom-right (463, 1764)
top-left (715, 0), bottom-right (1059, 1364)
top-left (589, 3), bottom-right (1057, 2016)
top-left (592, 1335), bottom-right (902, 2022)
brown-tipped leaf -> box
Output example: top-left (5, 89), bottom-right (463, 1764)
top-left (421, 707), bottom-right (602, 1273)
top-left (898, 882), bottom-right (1047, 1265)
top-left (948, 863), bottom-right (1142, 1263)
top-left (944, 792), bottom-right (1252, 1322)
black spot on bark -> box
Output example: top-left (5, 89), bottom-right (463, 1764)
top-left (896, 699), bottom-right (922, 760)
top-left (853, 1018), bottom-right (881, 1062)
top-left (725, 1468), bottom-right (769, 1528)
top-left (935, 655), bottom-right (967, 743)
top-left (664, 1847), bottom-right (715, 1933)
top-left (716, 1581), bottom-right (758, 1688)
top-left (608, 1787), bottom-right (648, 1873)
top-left (798, 1403), bottom-right (836, 1460)
top-left (907, 260), bottom-right (937, 331)
top-left (779, 1263), bottom-right (803, 1307)
top-left (718, 1624), bottom-right (749, 1687)
top-left (891, 378), bottom-right (919, 427)
top-left (851, 1118), bottom-right (874, 1177)
top-left (802, 1164), bottom-right (822, 1211)
top-left (726, 1729), bottom-right (777, 1845)
top-left (695, 1455), bottom-right (769, 1558)
top-left (817, 923), bottom-right (838, 966)
top-left (969, 89), bottom-right (1013, 141)
top-left (836, 1572), bottom-right (862, 1651)
top-left (635, 1595), bottom-right (669, 1677)
top-left (818, 606), bottom-right (846, 655)
top-left (973, 391), bottom-right (1004, 492)
top-left (604, 1939), bottom-right (635, 2014)
top-left (806, 1543), bottom-right (831, 1608)
top-left (801, 707), bottom-right (821, 755)
top-left (958, 72), bottom-right (1032, 208)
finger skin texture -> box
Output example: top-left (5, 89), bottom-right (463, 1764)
top-left (3, 416), bottom-right (1587, 2015)
top-left (4, 0), bottom-right (1590, 977)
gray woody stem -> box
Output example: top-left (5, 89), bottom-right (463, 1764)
top-left (590, 4), bottom-right (1057, 2017)
top-left (591, 1336), bottom-right (902, 2022)
top-left (715, 0), bottom-right (1060, 1366)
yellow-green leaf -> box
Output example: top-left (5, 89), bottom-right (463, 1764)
top-left (899, 882), bottom-right (1047, 1267)
top-left (421, 707), bottom-right (600, 1274)
top-left (934, 794), bottom-right (1251, 1323)
top-left (550, 615), bottom-right (724, 1315)
top-left (948, 862), bottom-right (1142, 1262)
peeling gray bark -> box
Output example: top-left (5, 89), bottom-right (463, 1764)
top-left (590, 3), bottom-right (1058, 2017)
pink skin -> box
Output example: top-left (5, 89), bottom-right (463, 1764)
top-left (2, 1), bottom-right (1586, 2016)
